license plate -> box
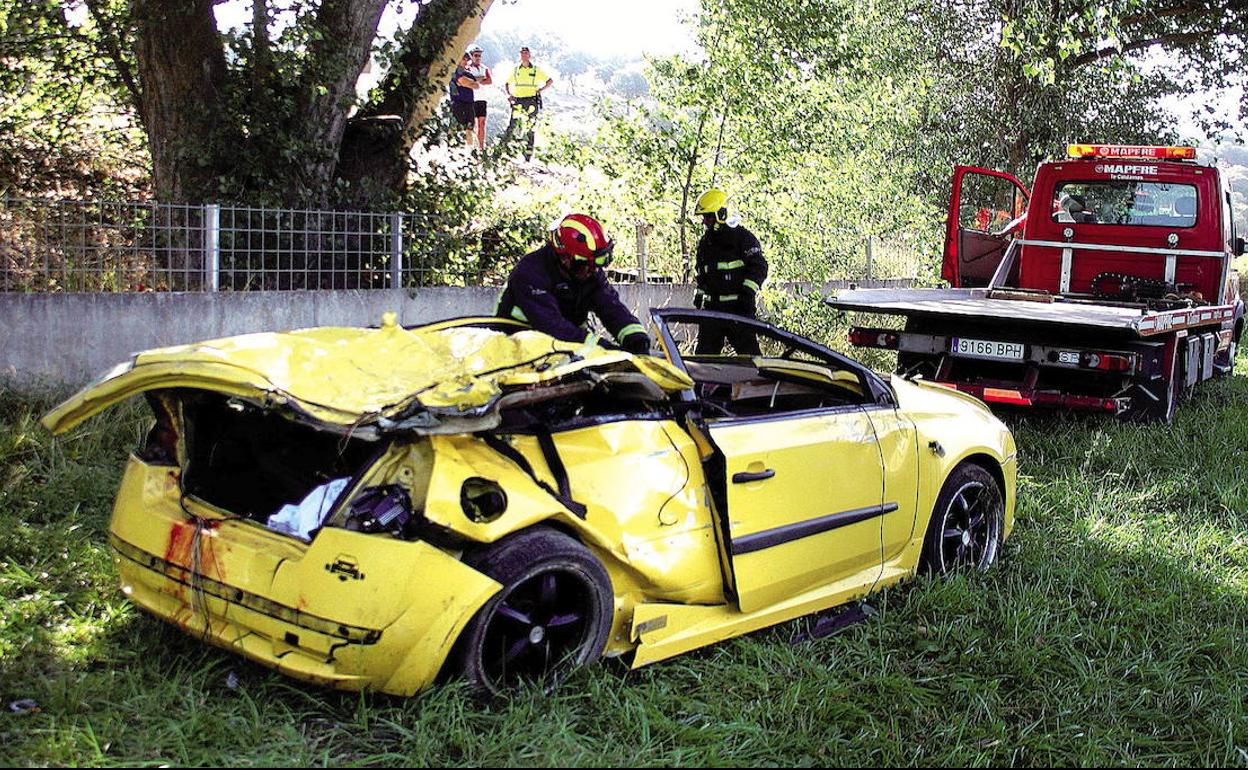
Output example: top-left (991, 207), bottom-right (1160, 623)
top-left (951, 337), bottom-right (1025, 361)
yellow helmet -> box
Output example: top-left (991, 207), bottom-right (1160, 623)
top-left (694, 188), bottom-right (729, 223)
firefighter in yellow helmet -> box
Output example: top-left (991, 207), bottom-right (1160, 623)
top-left (692, 188), bottom-right (768, 354)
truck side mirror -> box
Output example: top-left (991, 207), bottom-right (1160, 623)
top-left (1235, 236), bottom-right (1246, 257)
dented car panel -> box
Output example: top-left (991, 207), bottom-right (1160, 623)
top-left (107, 458), bottom-right (501, 693)
top-left (42, 315), bottom-right (693, 437)
top-left (48, 313), bottom-right (1016, 695)
top-left (890, 376), bottom-right (1019, 543)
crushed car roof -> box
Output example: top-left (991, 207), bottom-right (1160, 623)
top-left (43, 316), bottom-right (694, 437)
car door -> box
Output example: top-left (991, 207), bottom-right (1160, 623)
top-left (650, 309), bottom-right (919, 615)
top-left (708, 406), bottom-right (890, 613)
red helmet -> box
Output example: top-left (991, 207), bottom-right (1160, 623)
top-left (551, 214), bottom-right (614, 277)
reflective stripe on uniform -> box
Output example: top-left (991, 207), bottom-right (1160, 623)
top-left (510, 306), bottom-right (529, 322)
top-left (717, 294), bottom-right (739, 302)
top-left (742, 279), bottom-right (761, 293)
top-left (617, 323), bottom-right (645, 339)
top-left (717, 260), bottom-right (745, 270)
top-left (584, 332), bottom-right (601, 346)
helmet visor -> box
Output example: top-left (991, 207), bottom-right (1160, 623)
top-left (573, 241), bottom-right (614, 268)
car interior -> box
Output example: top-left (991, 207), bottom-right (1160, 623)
top-left (659, 317), bottom-right (874, 418)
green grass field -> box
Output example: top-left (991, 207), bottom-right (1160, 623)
top-left (3, 358), bottom-right (1248, 766)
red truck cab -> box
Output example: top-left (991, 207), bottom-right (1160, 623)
top-left (946, 145), bottom-right (1241, 312)
top-left (836, 144), bottom-right (1245, 421)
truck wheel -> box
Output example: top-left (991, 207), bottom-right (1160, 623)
top-left (921, 464), bottom-right (1004, 574)
top-left (1222, 319), bottom-right (1244, 377)
top-left (455, 527), bottom-right (613, 696)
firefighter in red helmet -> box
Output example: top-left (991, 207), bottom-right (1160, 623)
top-left (497, 214), bottom-right (652, 354)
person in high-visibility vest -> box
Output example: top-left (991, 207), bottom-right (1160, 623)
top-left (692, 188), bottom-right (768, 355)
top-left (505, 46), bottom-right (554, 161)
top-left (497, 214), bottom-right (651, 355)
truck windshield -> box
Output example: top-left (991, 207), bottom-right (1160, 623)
top-left (1052, 181), bottom-right (1197, 228)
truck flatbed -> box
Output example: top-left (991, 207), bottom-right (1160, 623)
top-left (828, 287), bottom-right (1234, 339)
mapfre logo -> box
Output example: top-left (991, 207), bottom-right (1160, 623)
top-left (1094, 163), bottom-right (1158, 176)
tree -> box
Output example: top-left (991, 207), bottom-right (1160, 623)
top-left (609, 69), bottom-right (648, 99)
top-left (0, 1), bottom-right (147, 198)
top-left (903, 0), bottom-right (1247, 179)
top-left (65, 0), bottom-right (497, 206)
top-left (552, 0), bottom-right (939, 282)
top-left (557, 50), bottom-right (591, 94)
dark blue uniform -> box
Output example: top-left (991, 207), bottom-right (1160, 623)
top-left (497, 245), bottom-right (648, 349)
top-left (694, 222), bottom-right (768, 354)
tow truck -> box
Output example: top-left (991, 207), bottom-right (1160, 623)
top-left (829, 144), bottom-right (1246, 421)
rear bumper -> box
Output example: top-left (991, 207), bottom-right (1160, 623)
top-left (109, 457), bottom-right (501, 696)
top-left (927, 381), bottom-right (1125, 413)
top-left (112, 533), bottom-right (380, 687)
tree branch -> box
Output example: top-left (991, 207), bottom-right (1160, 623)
top-left (1120, 2), bottom-right (1224, 28)
top-left (335, 0), bottom-right (494, 199)
top-left (82, 0), bottom-right (145, 124)
top-left (252, 0), bottom-right (272, 92)
top-left (370, 0), bottom-right (494, 128)
top-left (1067, 25), bottom-right (1233, 69)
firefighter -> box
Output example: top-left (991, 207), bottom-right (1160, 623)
top-left (692, 188), bottom-right (767, 355)
top-left (498, 214), bottom-right (652, 355)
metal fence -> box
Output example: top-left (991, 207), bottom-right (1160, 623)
top-left (1, 198), bottom-right (929, 293)
top-left (0, 199), bottom-right (495, 292)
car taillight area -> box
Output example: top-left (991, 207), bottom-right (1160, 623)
top-left (848, 328), bottom-right (900, 349)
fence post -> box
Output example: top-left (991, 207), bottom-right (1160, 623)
top-left (864, 235), bottom-right (874, 282)
top-left (203, 204), bottom-right (220, 291)
top-left (635, 221), bottom-right (649, 283)
top-left (390, 212), bottom-right (403, 289)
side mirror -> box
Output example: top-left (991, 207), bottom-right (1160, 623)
top-left (1235, 236), bottom-right (1245, 257)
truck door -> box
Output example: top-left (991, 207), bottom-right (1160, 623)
top-left (943, 166), bottom-right (1030, 287)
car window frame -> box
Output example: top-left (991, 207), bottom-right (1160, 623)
top-left (648, 308), bottom-right (896, 422)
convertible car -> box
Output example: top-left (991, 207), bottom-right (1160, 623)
top-left (44, 309), bottom-right (1016, 695)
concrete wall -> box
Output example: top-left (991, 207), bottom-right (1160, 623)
top-left (0, 280), bottom-right (909, 389)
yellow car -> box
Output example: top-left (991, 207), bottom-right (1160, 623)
top-left (44, 309), bottom-right (1016, 696)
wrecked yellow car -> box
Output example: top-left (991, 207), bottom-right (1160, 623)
top-left (44, 309), bottom-right (1016, 695)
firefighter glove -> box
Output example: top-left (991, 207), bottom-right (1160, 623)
top-left (622, 332), bottom-right (652, 356)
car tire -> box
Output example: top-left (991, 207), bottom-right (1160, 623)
top-left (455, 527), bottom-right (613, 696)
top-left (921, 463), bottom-right (1004, 574)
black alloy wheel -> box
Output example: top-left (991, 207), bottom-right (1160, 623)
top-left (922, 464), bottom-right (1003, 574)
top-left (455, 527), bottom-right (613, 696)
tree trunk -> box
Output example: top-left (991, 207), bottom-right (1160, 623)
top-left (290, 0), bottom-right (389, 204)
top-left (130, 0), bottom-right (493, 207)
top-left (131, 0), bottom-right (236, 202)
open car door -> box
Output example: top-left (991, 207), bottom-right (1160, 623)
top-left (942, 165), bottom-right (1030, 287)
top-left (651, 310), bottom-right (919, 615)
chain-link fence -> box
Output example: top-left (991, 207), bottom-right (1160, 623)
top-left (0, 199), bottom-right (502, 292)
top-left (1, 198), bottom-right (931, 292)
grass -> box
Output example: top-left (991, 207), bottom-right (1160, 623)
top-left (4, 354), bottom-right (1248, 767)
